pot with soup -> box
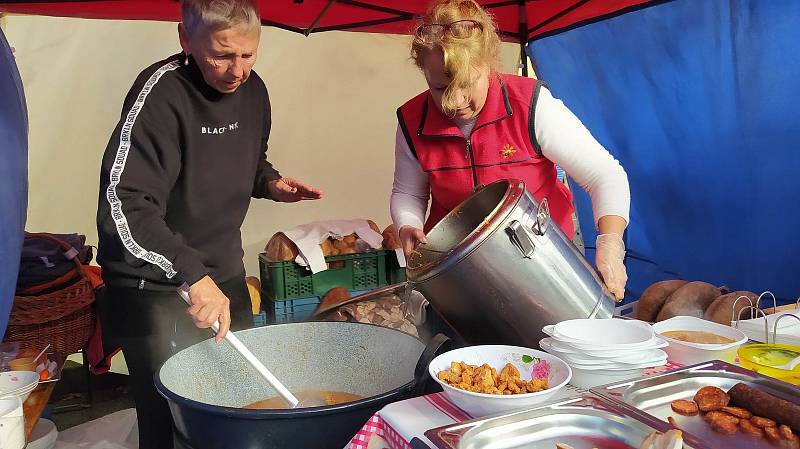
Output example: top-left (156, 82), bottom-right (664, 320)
top-left (156, 322), bottom-right (449, 449)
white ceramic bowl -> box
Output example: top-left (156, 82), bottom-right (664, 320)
top-left (652, 316), bottom-right (748, 365)
top-left (428, 345), bottom-right (572, 417)
top-left (569, 366), bottom-right (645, 389)
top-left (0, 371), bottom-right (39, 402)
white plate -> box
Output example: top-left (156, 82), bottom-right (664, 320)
top-left (553, 319), bottom-right (654, 346)
top-left (543, 325), bottom-right (667, 353)
top-left (569, 366), bottom-right (644, 389)
top-left (428, 345), bottom-right (572, 417)
top-left (543, 336), bottom-right (669, 357)
top-left (0, 371), bottom-right (39, 397)
top-left (540, 339), bottom-right (668, 367)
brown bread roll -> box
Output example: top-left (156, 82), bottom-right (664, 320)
top-left (263, 232), bottom-right (299, 261)
top-left (656, 281), bottom-right (722, 322)
top-left (382, 224), bottom-right (401, 250)
top-left (635, 280), bottom-right (688, 322)
top-left (703, 291), bottom-right (758, 325)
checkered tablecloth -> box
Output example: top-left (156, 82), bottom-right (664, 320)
top-left (346, 361), bottom-right (686, 449)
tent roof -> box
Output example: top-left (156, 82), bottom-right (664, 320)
top-left (0, 0), bottom-right (664, 41)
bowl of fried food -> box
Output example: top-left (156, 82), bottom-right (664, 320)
top-left (428, 345), bottom-right (571, 417)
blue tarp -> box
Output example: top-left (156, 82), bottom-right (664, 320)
top-left (529, 0), bottom-right (800, 304)
top-left (0, 28), bottom-right (28, 338)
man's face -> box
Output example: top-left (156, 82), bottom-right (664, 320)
top-left (180, 24), bottom-right (260, 94)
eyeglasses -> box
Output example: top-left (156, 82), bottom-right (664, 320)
top-left (415, 20), bottom-right (483, 42)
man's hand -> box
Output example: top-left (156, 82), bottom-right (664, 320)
top-left (398, 225), bottom-right (427, 259)
top-left (267, 177), bottom-right (323, 203)
top-left (188, 275), bottom-right (231, 342)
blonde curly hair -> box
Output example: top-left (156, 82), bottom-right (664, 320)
top-left (411, 0), bottom-right (501, 117)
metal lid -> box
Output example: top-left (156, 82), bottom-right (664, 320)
top-left (407, 179), bottom-right (525, 283)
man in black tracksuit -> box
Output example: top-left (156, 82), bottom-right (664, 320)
top-left (96, 1), bottom-right (322, 447)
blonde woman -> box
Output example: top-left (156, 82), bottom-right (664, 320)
top-left (391, 0), bottom-right (630, 299)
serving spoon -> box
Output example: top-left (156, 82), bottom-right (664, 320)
top-left (178, 284), bottom-right (302, 408)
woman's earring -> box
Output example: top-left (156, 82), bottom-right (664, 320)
top-left (184, 55), bottom-right (190, 66)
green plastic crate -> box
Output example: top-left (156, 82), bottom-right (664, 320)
top-left (259, 251), bottom-right (389, 301)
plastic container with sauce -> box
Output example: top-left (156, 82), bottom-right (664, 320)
top-left (652, 316), bottom-right (748, 365)
top-left (738, 344), bottom-right (800, 385)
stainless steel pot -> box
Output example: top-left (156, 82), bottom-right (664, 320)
top-left (407, 179), bottom-right (615, 348)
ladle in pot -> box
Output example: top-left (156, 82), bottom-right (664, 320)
top-left (178, 284), bottom-right (312, 408)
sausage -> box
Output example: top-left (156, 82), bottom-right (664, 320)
top-left (671, 399), bottom-right (699, 416)
top-left (703, 291), bottom-right (758, 325)
top-left (693, 386), bottom-right (730, 412)
top-left (656, 281), bottom-right (722, 322)
top-left (721, 406), bottom-right (753, 419)
top-left (635, 280), bottom-right (688, 322)
top-left (728, 383), bottom-right (800, 433)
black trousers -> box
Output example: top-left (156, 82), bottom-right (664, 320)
top-left (99, 276), bottom-right (252, 449)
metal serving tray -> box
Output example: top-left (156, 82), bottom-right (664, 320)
top-left (591, 360), bottom-right (800, 449)
top-left (425, 393), bottom-right (686, 449)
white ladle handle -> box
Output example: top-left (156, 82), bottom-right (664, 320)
top-left (178, 286), bottom-right (299, 408)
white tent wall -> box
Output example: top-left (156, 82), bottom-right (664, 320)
top-left (2, 15), bottom-right (520, 276)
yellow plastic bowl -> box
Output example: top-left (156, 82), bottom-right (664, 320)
top-left (738, 344), bottom-right (800, 385)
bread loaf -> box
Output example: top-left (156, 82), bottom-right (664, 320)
top-left (263, 232), bottom-right (299, 261)
top-left (382, 224), bottom-right (401, 250)
top-left (634, 280), bottom-right (688, 322)
top-left (656, 281), bottom-right (723, 322)
top-left (703, 291), bottom-right (758, 325)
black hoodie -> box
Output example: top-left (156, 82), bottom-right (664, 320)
top-left (97, 53), bottom-right (281, 290)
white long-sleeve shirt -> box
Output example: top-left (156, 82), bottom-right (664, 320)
top-left (390, 86), bottom-right (630, 231)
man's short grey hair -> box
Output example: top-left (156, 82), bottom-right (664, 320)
top-left (182, 0), bottom-right (260, 37)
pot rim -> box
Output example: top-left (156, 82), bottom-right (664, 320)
top-left (154, 322), bottom-right (427, 419)
top-left (407, 179), bottom-right (525, 283)
top-left (155, 375), bottom-right (417, 419)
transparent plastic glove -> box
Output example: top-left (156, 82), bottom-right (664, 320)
top-left (595, 233), bottom-right (627, 301)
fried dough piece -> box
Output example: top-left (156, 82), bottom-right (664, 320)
top-left (671, 399), bottom-right (699, 416)
top-left (721, 406), bottom-right (752, 420)
top-left (694, 386), bottom-right (730, 412)
top-left (751, 416), bottom-right (778, 429)
top-left (740, 419), bottom-right (764, 438)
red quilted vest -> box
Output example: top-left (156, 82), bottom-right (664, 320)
top-left (397, 74), bottom-right (575, 237)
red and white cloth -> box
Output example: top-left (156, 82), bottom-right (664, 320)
top-left (346, 361), bottom-right (685, 449)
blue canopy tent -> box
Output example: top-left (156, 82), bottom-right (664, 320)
top-left (0, 28), bottom-right (28, 338)
top-left (529, 0), bottom-right (800, 305)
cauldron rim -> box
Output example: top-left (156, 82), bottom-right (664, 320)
top-left (155, 375), bottom-right (417, 419)
top-left (154, 321), bottom-right (427, 419)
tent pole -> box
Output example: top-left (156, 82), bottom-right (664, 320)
top-left (518, 0), bottom-right (528, 77)
top-left (305, 0), bottom-right (337, 36)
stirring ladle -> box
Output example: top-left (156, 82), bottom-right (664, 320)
top-left (177, 284), bottom-right (300, 408)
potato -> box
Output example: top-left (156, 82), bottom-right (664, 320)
top-left (656, 281), bottom-right (723, 322)
top-left (704, 291), bottom-right (758, 325)
top-left (634, 280), bottom-right (688, 322)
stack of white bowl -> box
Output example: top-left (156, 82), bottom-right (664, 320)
top-left (540, 318), bottom-right (668, 389)
top-left (0, 371), bottom-right (40, 402)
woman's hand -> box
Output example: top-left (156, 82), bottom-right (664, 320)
top-left (595, 233), bottom-right (627, 301)
top-left (188, 275), bottom-right (231, 342)
top-left (398, 225), bottom-right (427, 259)
top-left (267, 177), bottom-right (324, 203)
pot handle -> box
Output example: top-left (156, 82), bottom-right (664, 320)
top-left (413, 333), bottom-right (452, 395)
